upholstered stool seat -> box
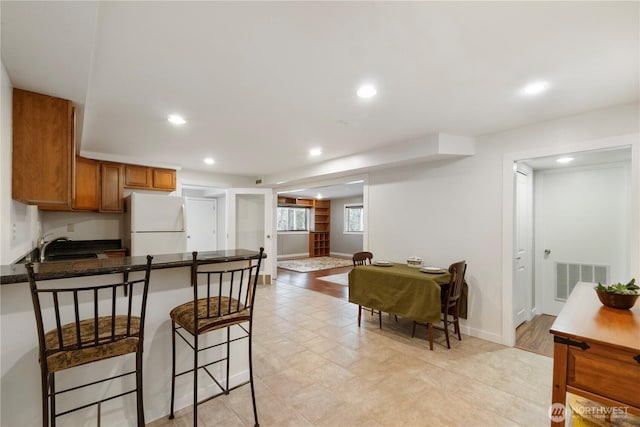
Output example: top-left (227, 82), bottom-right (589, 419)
top-left (43, 316), bottom-right (141, 373)
top-left (170, 297), bottom-right (249, 335)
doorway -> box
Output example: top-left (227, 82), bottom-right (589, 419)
top-left (502, 134), bottom-right (639, 347)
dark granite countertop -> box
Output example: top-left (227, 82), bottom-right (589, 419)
top-left (1, 249), bottom-right (265, 285)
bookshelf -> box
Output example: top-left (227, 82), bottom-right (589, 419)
top-left (310, 199), bottom-right (330, 257)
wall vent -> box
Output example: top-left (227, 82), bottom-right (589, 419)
top-left (255, 179), bottom-right (263, 184)
top-left (556, 262), bottom-right (609, 301)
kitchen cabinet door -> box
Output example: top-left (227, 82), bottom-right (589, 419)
top-left (100, 163), bottom-right (123, 212)
top-left (73, 157), bottom-right (99, 211)
top-left (12, 89), bottom-right (74, 206)
top-left (124, 164), bottom-right (153, 189)
top-left (153, 168), bottom-right (176, 191)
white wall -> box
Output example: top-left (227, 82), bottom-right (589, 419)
top-left (330, 196), bottom-right (364, 256)
top-left (40, 211), bottom-right (123, 241)
top-left (0, 61), bottom-right (40, 264)
top-left (367, 102), bottom-right (640, 344)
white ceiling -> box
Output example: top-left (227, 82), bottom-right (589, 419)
top-left (2, 2), bottom-right (639, 179)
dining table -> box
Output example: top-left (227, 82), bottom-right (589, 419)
top-left (348, 262), bottom-right (466, 324)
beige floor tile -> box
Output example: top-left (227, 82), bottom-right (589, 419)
top-left (149, 281), bottom-right (554, 426)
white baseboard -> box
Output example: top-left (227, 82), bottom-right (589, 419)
top-left (330, 252), bottom-right (353, 258)
top-left (277, 253), bottom-right (309, 260)
top-left (458, 324), bottom-right (503, 345)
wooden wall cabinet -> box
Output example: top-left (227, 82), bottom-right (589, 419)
top-left (100, 162), bottom-right (124, 212)
top-left (152, 168), bottom-right (176, 191)
top-left (12, 89), bottom-right (74, 206)
top-left (124, 164), bottom-right (153, 189)
top-left (124, 165), bottom-right (176, 191)
top-left (72, 157), bottom-right (99, 211)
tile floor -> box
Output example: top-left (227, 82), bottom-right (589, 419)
top-left (149, 280), bottom-right (553, 426)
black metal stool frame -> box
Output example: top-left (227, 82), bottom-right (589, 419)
top-left (25, 256), bottom-right (153, 427)
top-left (169, 249), bottom-right (263, 426)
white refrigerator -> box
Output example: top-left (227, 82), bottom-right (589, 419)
top-left (124, 193), bottom-right (188, 256)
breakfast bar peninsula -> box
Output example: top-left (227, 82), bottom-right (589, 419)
top-left (0, 249), bottom-right (265, 426)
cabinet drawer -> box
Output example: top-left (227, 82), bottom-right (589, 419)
top-left (567, 342), bottom-right (640, 408)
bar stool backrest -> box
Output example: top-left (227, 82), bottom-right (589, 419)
top-left (25, 256), bottom-right (153, 372)
top-left (190, 248), bottom-right (264, 333)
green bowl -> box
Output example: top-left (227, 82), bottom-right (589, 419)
top-left (595, 289), bottom-right (639, 310)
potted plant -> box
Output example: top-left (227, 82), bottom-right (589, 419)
top-left (595, 278), bottom-right (639, 309)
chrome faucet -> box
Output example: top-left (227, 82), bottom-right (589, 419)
top-left (39, 235), bottom-right (70, 262)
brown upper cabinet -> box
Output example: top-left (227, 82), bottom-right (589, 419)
top-left (152, 168), bottom-right (176, 191)
top-left (72, 157), bottom-right (100, 211)
top-left (100, 162), bottom-right (124, 212)
top-left (124, 164), bottom-right (176, 191)
top-left (12, 89), bottom-right (74, 206)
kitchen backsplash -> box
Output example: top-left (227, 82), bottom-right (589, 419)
top-left (40, 211), bottom-right (123, 240)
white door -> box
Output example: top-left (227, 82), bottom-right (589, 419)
top-left (537, 164), bottom-right (630, 315)
top-left (186, 198), bottom-right (217, 252)
top-left (226, 189), bottom-right (275, 280)
top-left (513, 166), bottom-right (533, 327)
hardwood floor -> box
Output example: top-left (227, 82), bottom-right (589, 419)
top-left (515, 314), bottom-right (556, 358)
top-left (275, 266), bottom-right (352, 300)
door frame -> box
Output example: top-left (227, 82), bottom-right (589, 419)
top-left (226, 188), bottom-right (275, 282)
top-left (501, 133), bottom-right (640, 346)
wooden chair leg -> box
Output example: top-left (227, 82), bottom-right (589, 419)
top-left (378, 311), bottom-right (382, 329)
top-left (357, 305), bottom-right (362, 327)
top-left (428, 323), bottom-right (434, 351)
top-left (411, 321), bottom-right (417, 338)
top-left (443, 314), bottom-right (451, 349)
top-left (454, 314), bottom-right (462, 340)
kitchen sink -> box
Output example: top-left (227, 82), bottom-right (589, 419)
top-left (43, 253), bottom-right (98, 262)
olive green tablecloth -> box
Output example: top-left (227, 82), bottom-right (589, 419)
top-left (348, 263), bottom-right (467, 324)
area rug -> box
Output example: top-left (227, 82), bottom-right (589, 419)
top-left (317, 272), bottom-right (350, 286)
top-left (277, 256), bottom-right (352, 272)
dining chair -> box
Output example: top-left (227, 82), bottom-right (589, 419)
top-left (412, 260), bottom-right (467, 350)
top-left (352, 251), bottom-right (384, 329)
top-left (168, 248), bottom-right (264, 426)
top-left (25, 256), bottom-right (153, 427)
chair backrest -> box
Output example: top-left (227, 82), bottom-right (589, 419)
top-left (444, 260), bottom-right (466, 309)
top-left (25, 256), bottom-right (153, 357)
top-left (191, 247), bottom-right (264, 328)
top-left (352, 251), bottom-right (373, 267)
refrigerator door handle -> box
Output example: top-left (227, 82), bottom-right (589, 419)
top-left (182, 203), bottom-right (187, 232)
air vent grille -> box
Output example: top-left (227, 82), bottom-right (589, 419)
top-left (555, 262), bottom-right (609, 301)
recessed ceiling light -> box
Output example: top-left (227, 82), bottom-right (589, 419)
top-left (203, 157), bottom-right (215, 165)
top-left (168, 114), bottom-right (186, 125)
top-left (309, 148), bottom-right (322, 157)
top-left (316, 194), bottom-right (323, 199)
top-left (520, 81), bottom-right (549, 96)
top-left (357, 84), bottom-right (377, 98)
top-left (556, 157), bottom-right (574, 164)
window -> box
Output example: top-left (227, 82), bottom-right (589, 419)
top-left (344, 204), bottom-right (363, 233)
top-left (277, 207), bottom-right (309, 231)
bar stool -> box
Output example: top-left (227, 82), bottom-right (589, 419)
top-left (168, 248), bottom-right (264, 426)
top-left (25, 256), bottom-right (153, 427)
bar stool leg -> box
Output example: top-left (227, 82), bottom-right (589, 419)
top-left (225, 327), bottom-right (230, 394)
top-left (135, 349), bottom-right (145, 426)
top-left (248, 322), bottom-right (259, 427)
top-left (50, 373), bottom-right (56, 427)
top-left (193, 333), bottom-right (198, 426)
top-left (169, 321), bottom-right (176, 420)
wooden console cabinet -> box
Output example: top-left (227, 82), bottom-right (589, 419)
top-left (549, 282), bottom-right (640, 426)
